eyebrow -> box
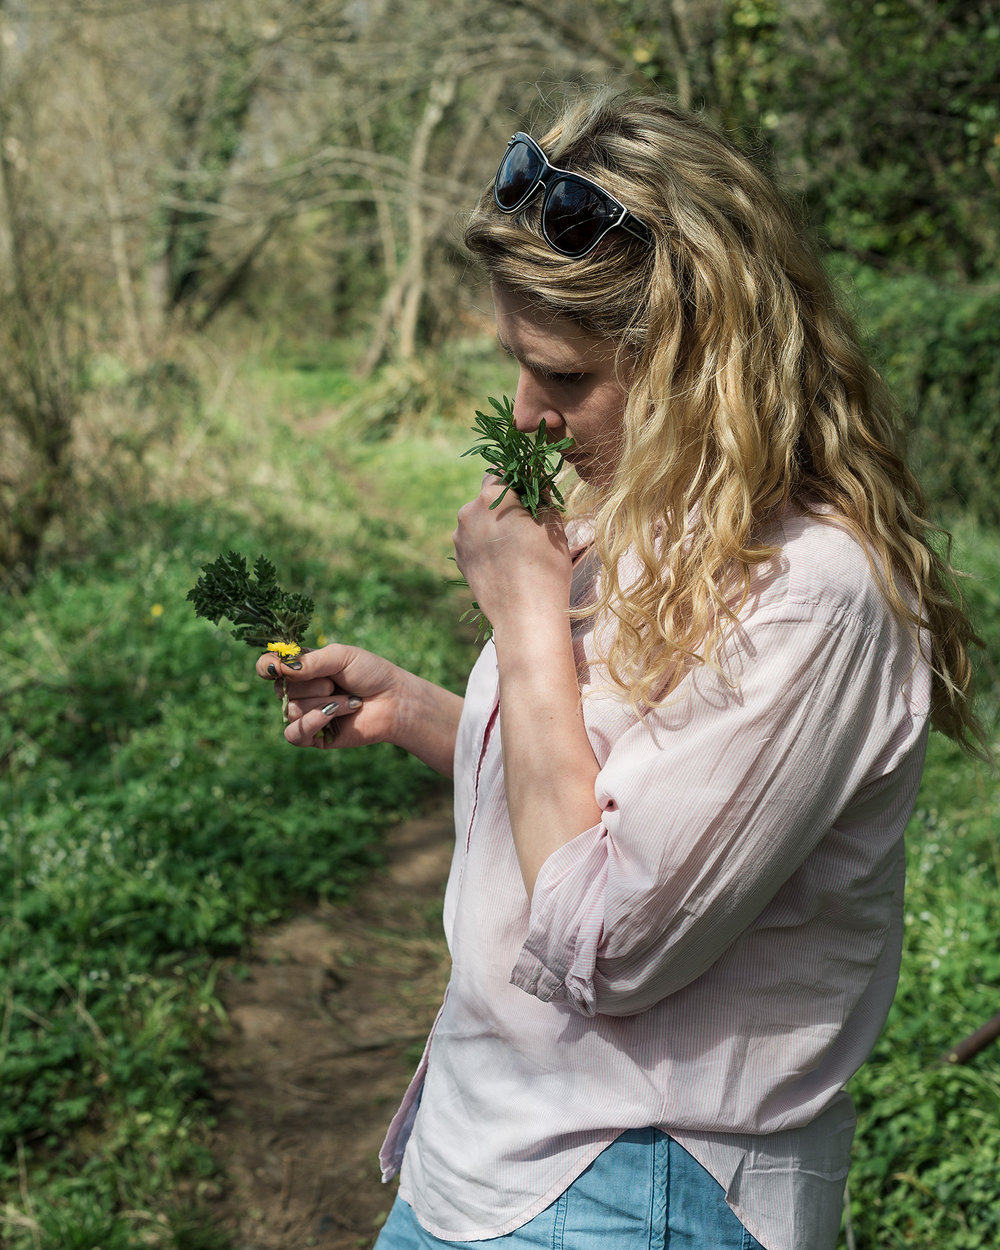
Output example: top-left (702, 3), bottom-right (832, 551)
top-left (495, 334), bottom-right (582, 379)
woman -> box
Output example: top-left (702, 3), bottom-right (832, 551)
top-left (257, 91), bottom-right (984, 1250)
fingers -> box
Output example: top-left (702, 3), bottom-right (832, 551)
top-left (255, 648), bottom-right (309, 680)
top-left (284, 688), bottom-right (363, 723)
top-left (478, 473), bottom-right (522, 513)
top-left (283, 695), bottom-right (363, 749)
top-left (251, 641), bottom-right (405, 752)
top-left (253, 644), bottom-right (363, 743)
top-left (278, 676), bottom-right (341, 702)
top-left (256, 645), bottom-right (348, 705)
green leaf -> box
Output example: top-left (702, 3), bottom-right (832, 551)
top-left (186, 551), bottom-right (314, 648)
top-left (458, 394), bottom-right (575, 638)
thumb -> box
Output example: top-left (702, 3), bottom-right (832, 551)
top-left (256, 644), bottom-right (312, 680)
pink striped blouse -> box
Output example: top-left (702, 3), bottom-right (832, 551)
top-left (379, 508), bottom-right (931, 1250)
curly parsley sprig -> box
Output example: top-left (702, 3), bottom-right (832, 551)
top-left (187, 551), bottom-right (315, 724)
top-left (187, 551), bottom-right (314, 651)
top-left (457, 395), bottom-right (575, 640)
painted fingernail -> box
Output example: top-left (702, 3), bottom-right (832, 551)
top-left (267, 663), bottom-right (278, 677)
top-left (348, 696), bottom-right (362, 710)
top-left (321, 702), bottom-right (340, 716)
top-left (287, 660), bottom-right (303, 670)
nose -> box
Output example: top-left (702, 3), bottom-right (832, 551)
top-left (513, 370), bottom-right (567, 435)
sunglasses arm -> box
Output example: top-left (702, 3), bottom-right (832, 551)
top-left (623, 215), bottom-right (654, 246)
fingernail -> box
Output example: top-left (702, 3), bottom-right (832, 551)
top-left (348, 696), bottom-right (362, 710)
top-left (321, 701), bottom-right (340, 716)
top-left (287, 660), bottom-right (303, 670)
top-left (267, 663), bottom-right (278, 677)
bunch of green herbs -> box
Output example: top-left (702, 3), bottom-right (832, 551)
top-left (458, 394), bottom-right (574, 638)
top-left (187, 550), bottom-right (315, 723)
top-left (187, 551), bottom-right (313, 653)
top-left (461, 394), bottom-right (574, 514)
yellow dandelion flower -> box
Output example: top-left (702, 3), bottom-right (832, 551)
top-left (150, 603), bottom-right (164, 617)
top-left (267, 641), bottom-right (302, 659)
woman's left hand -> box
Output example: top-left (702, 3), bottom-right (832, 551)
top-left (455, 474), bottom-right (601, 898)
top-left (453, 474), bottom-right (572, 633)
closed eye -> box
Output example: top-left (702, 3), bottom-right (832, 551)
top-left (496, 335), bottom-right (585, 387)
top-left (534, 367), bottom-right (586, 386)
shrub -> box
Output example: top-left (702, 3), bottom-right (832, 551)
top-left (836, 262), bottom-right (1000, 526)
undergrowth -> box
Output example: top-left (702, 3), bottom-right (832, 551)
top-left (841, 517), bottom-right (1000, 1249)
top-left (1, 325), bottom-right (998, 1248)
top-left (0, 350), bottom-right (481, 1247)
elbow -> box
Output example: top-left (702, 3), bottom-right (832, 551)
top-left (585, 965), bottom-right (680, 1017)
top-left (513, 948), bottom-right (682, 1019)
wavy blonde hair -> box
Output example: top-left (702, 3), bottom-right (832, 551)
top-left (465, 89), bottom-right (987, 757)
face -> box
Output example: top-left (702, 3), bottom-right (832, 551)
top-left (492, 283), bottom-right (631, 489)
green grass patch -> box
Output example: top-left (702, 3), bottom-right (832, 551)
top-left (841, 517), bottom-right (1000, 1249)
top-left (0, 349), bottom-right (482, 1246)
top-left (2, 331), bottom-right (998, 1248)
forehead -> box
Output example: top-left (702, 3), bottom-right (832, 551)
top-left (491, 283), bottom-right (618, 367)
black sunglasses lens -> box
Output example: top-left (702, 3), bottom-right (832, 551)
top-left (543, 178), bottom-right (618, 256)
top-left (495, 140), bottom-right (544, 211)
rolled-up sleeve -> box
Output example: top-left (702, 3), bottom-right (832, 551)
top-left (510, 594), bottom-right (929, 1017)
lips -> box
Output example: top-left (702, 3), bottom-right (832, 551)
top-left (562, 447), bottom-right (593, 470)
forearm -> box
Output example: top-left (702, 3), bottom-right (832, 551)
top-left (494, 608), bottom-right (602, 897)
top-left (392, 668), bottom-right (464, 778)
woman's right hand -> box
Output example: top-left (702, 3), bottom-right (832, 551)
top-left (255, 643), bottom-right (402, 749)
top-left (255, 643), bottom-right (463, 777)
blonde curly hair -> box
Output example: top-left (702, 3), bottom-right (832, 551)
top-left (465, 88), bottom-right (987, 757)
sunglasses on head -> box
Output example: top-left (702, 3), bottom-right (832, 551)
top-left (493, 132), bottom-right (654, 259)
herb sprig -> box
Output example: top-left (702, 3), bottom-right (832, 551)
top-left (461, 394), bottom-right (575, 514)
top-left (187, 551), bottom-right (314, 651)
top-left (458, 395), bottom-right (575, 639)
top-left (187, 551), bottom-right (315, 725)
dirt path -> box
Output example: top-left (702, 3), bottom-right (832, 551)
top-left (206, 801), bottom-right (454, 1249)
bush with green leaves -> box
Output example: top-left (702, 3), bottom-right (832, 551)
top-left (836, 261), bottom-right (1000, 528)
top-left (0, 486), bottom-right (470, 1247)
top-left (841, 519), bottom-right (1000, 1249)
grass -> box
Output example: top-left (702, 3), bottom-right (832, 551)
top-left (840, 516), bottom-right (1000, 1249)
top-left (2, 330), bottom-right (999, 1248)
top-left (0, 344), bottom-right (489, 1247)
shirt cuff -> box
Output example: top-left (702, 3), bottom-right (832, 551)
top-left (509, 823), bottom-right (609, 1017)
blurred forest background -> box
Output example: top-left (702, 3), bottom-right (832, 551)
top-left (1, 1), bottom-right (999, 1247)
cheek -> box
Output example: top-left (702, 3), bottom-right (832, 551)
top-left (583, 389), bottom-right (627, 440)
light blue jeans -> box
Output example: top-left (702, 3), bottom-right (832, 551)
top-left (374, 1129), bottom-right (766, 1249)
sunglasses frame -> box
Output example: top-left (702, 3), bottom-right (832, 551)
top-left (493, 132), bottom-right (653, 258)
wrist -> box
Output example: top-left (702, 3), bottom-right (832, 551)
top-left (493, 603), bottom-right (572, 673)
top-left (392, 668), bottom-right (463, 777)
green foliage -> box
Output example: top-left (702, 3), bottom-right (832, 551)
top-left (602, 0), bottom-right (1000, 281)
top-left (187, 550), bottom-right (315, 649)
top-left (158, 33), bottom-right (257, 319)
top-left (461, 395), bottom-right (575, 515)
top-left (0, 454), bottom-right (467, 1244)
top-left (837, 261), bottom-right (1000, 526)
top-left (803, 0), bottom-right (1000, 281)
top-left (844, 736), bottom-right (1000, 1248)
top-left (0, 231), bottom-right (86, 588)
top-left (841, 519), bottom-right (1000, 1249)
